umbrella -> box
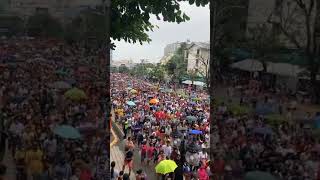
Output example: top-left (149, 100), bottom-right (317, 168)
top-left (10, 96), bottom-right (26, 104)
top-left (64, 88), bottom-right (87, 101)
top-left (189, 129), bottom-right (203, 135)
top-left (150, 98), bottom-right (159, 104)
top-left (53, 125), bottom-right (81, 139)
top-left (126, 101), bottom-right (136, 106)
top-left (255, 104), bottom-right (274, 115)
top-left (155, 160), bottom-right (178, 175)
top-left (186, 116), bottom-right (197, 123)
top-left (315, 116), bottom-right (320, 129)
top-left (192, 97), bottom-right (201, 101)
top-left (253, 127), bottom-right (273, 135)
top-left (55, 69), bottom-right (69, 76)
top-left (49, 81), bottom-right (72, 89)
top-left (130, 89), bottom-right (138, 94)
top-left (244, 171), bottom-right (277, 180)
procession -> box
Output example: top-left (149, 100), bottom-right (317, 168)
top-left (110, 70), bottom-right (320, 180)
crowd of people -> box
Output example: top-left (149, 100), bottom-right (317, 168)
top-left (111, 71), bottom-right (320, 180)
top-left (210, 73), bottom-right (320, 180)
top-left (111, 73), bottom-right (211, 180)
top-left (0, 37), bottom-right (109, 180)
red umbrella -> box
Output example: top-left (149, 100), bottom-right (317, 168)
top-left (155, 111), bottom-right (166, 120)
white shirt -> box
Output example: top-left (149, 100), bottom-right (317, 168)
top-left (162, 145), bottom-right (172, 158)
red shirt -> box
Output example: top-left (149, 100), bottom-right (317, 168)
top-left (80, 170), bottom-right (92, 180)
top-left (147, 146), bottom-right (155, 158)
top-left (141, 145), bottom-right (148, 155)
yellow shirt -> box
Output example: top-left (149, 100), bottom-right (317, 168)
top-left (15, 150), bottom-right (26, 160)
top-left (25, 149), bottom-right (43, 174)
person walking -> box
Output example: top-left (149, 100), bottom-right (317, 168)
top-left (110, 161), bottom-right (119, 180)
top-left (122, 147), bottom-right (134, 175)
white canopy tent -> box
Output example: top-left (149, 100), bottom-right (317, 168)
top-left (267, 62), bottom-right (304, 77)
top-left (230, 59), bottom-right (264, 72)
top-left (182, 80), bottom-right (206, 87)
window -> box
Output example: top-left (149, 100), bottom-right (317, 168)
top-left (36, 7), bottom-right (49, 14)
top-left (197, 49), bottom-right (200, 55)
top-left (185, 52), bottom-right (189, 59)
top-left (196, 59), bottom-right (199, 67)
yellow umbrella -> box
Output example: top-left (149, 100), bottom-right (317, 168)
top-left (155, 160), bottom-right (178, 174)
top-left (149, 98), bottom-right (159, 104)
top-left (64, 88), bottom-right (87, 101)
top-left (130, 89), bottom-right (137, 94)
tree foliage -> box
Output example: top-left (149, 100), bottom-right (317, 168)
top-left (245, 23), bottom-right (284, 71)
top-left (118, 64), bottom-right (129, 73)
top-left (165, 43), bottom-right (188, 82)
top-left (66, 0), bottom-right (209, 46)
top-left (27, 13), bottom-right (64, 38)
top-left (267, 0), bottom-right (320, 102)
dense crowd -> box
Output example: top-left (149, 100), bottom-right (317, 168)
top-left (0, 38), bottom-right (109, 180)
top-left (110, 72), bottom-right (320, 180)
top-left (111, 73), bottom-right (211, 180)
top-left (210, 73), bottom-right (320, 180)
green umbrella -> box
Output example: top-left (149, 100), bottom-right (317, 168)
top-left (186, 116), bottom-right (197, 123)
top-left (64, 88), bottom-right (87, 101)
top-left (245, 171), bottom-right (277, 180)
top-left (53, 125), bottom-right (81, 139)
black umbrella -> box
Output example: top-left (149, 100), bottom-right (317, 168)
top-left (171, 130), bottom-right (183, 139)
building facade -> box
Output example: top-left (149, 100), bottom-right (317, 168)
top-left (185, 42), bottom-right (210, 76)
top-left (5, 0), bottom-right (102, 22)
top-left (163, 42), bottom-right (182, 56)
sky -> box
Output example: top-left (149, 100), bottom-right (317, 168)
top-left (112, 2), bottom-right (209, 63)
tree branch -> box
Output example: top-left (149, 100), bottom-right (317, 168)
top-left (267, 14), bottom-right (302, 49)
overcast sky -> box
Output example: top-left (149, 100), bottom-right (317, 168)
top-left (112, 2), bottom-right (209, 63)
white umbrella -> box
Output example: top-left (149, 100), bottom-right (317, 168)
top-left (267, 62), bottom-right (304, 77)
top-left (231, 59), bottom-right (264, 72)
top-left (50, 81), bottom-right (72, 89)
top-left (182, 80), bottom-right (206, 87)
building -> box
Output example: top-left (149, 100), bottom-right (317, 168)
top-left (4, 0), bottom-right (102, 22)
top-left (164, 42), bottom-right (182, 56)
top-left (185, 42), bottom-right (210, 76)
top-left (111, 59), bottom-right (135, 69)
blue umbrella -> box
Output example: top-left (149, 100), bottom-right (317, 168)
top-left (53, 125), bottom-right (81, 139)
top-left (126, 101), bottom-right (136, 106)
top-left (255, 104), bottom-right (273, 115)
top-left (314, 116), bottom-right (320, 128)
top-left (253, 127), bottom-right (273, 135)
top-left (189, 129), bottom-right (203, 135)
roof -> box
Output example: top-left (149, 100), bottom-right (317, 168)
top-left (186, 42), bottom-right (210, 50)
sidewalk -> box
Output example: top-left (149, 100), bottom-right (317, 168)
top-left (1, 140), bottom-right (16, 180)
top-left (111, 111), bottom-right (158, 179)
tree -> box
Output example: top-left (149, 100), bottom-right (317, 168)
top-left (210, 0), bottom-right (248, 85)
top-left (196, 55), bottom-right (210, 88)
top-left (27, 13), bottom-right (64, 38)
top-left (118, 64), bottom-right (129, 73)
top-left (66, 0), bottom-right (209, 46)
top-left (110, 66), bottom-right (118, 73)
top-left (246, 23), bottom-right (284, 72)
top-left (267, 0), bottom-right (320, 103)
top-left (165, 43), bottom-right (188, 82)
top-left (149, 64), bottom-right (167, 82)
